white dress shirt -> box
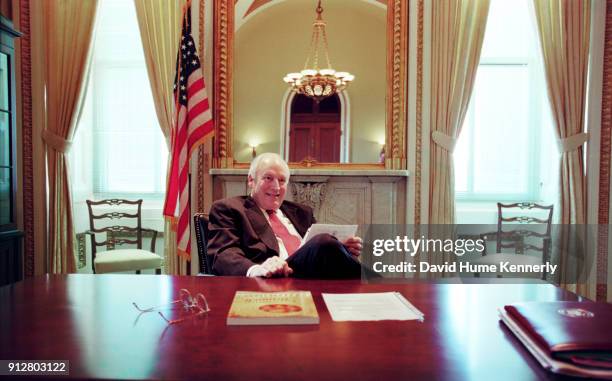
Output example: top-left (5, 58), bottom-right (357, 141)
top-left (246, 208), bottom-right (303, 277)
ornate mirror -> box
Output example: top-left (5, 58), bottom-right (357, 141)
top-left (212, 0), bottom-right (407, 169)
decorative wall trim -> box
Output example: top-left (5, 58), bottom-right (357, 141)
top-left (413, 0), bottom-right (424, 225)
top-left (213, 0), bottom-right (234, 168)
top-left (198, 0), bottom-right (206, 212)
top-left (385, 0), bottom-right (408, 170)
top-left (19, 0), bottom-right (34, 278)
top-left (597, 0), bottom-right (612, 301)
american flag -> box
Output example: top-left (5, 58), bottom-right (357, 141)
top-left (163, 5), bottom-right (213, 258)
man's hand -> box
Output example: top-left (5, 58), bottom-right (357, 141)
top-left (342, 236), bottom-right (362, 257)
top-left (248, 256), bottom-right (293, 278)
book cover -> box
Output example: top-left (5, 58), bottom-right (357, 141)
top-left (227, 291), bottom-right (319, 325)
top-left (505, 302), bottom-right (612, 354)
top-left (501, 301), bottom-right (612, 378)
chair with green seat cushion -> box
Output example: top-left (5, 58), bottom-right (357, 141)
top-left (85, 199), bottom-right (162, 274)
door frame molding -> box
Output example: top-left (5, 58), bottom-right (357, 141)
top-left (280, 89), bottom-right (350, 163)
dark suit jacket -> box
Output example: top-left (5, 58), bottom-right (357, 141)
top-left (207, 196), bottom-right (316, 275)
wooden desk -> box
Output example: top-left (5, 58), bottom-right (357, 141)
top-left (0, 275), bottom-right (582, 380)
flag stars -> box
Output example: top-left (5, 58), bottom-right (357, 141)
top-left (174, 13), bottom-right (202, 105)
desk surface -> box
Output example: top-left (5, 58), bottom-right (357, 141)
top-left (0, 275), bottom-right (583, 380)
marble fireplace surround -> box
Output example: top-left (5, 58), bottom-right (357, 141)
top-left (210, 169), bottom-right (410, 228)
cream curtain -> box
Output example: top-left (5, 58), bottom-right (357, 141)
top-left (43, 0), bottom-right (97, 274)
top-left (533, 0), bottom-right (590, 296)
top-left (134, 0), bottom-right (186, 275)
top-left (533, 0), bottom-right (589, 225)
top-left (429, 0), bottom-right (490, 225)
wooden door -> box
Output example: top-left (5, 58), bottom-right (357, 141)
top-left (289, 94), bottom-right (341, 162)
top-left (289, 122), bottom-right (340, 162)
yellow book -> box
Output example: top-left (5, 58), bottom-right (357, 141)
top-left (227, 291), bottom-right (319, 325)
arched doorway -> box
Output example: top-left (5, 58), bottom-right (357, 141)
top-left (288, 94), bottom-right (342, 163)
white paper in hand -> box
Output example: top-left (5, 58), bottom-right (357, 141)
top-left (300, 224), bottom-right (358, 247)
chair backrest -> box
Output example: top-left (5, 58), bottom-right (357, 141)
top-left (496, 202), bottom-right (554, 256)
top-left (86, 199), bottom-right (144, 270)
top-left (193, 213), bottom-right (212, 275)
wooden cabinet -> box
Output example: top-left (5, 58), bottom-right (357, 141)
top-left (0, 230), bottom-right (21, 285)
top-left (0, 15), bottom-right (22, 286)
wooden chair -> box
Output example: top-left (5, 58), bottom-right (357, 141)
top-left (85, 199), bottom-right (162, 274)
top-left (193, 213), bottom-right (213, 275)
top-left (476, 202), bottom-right (553, 280)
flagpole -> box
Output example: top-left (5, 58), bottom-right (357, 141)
top-left (164, 0), bottom-right (190, 236)
top-left (163, 1), bottom-right (188, 224)
top-left (186, 172), bottom-right (192, 275)
top-left (164, 0), bottom-right (214, 267)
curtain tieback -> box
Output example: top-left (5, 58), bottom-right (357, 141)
top-left (431, 131), bottom-right (456, 152)
top-left (558, 132), bottom-right (589, 153)
top-left (43, 130), bottom-right (72, 153)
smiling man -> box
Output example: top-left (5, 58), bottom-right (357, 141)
top-left (207, 153), bottom-right (363, 278)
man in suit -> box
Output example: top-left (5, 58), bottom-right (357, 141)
top-left (208, 153), bottom-right (363, 278)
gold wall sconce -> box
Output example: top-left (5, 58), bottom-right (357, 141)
top-left (249, 141), bottom-right (258, 158)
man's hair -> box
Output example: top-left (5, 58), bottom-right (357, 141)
top-left (248, 152), bottom-right (290, 181)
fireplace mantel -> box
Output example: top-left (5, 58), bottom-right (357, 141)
top-left (209, 169), bottom-right (409, 225)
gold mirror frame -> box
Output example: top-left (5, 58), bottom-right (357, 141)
top-left (212, 0), bottom-right (407, 169)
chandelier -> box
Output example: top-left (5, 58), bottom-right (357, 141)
top-left (283, 0), bottom-right (354, 102)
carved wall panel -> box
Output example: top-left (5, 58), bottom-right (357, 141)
top-left (321, 184), bottom-right (370, 227)
top-left (290, 182), bottom-right (328, 220)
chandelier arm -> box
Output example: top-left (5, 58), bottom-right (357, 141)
top-left (312, 25), bottom-right (320, 70)
top-left (321, 25), bottom-right (332, 69)
top-left (303, 21), bottom-right (318, 70)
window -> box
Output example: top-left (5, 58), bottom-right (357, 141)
top-left (454, 0), bottom-right (556, 202)
top-left (71, 0), bottom-right (167, 201)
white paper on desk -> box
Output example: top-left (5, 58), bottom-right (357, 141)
top-left (301, 224), bottom-right (358, 246)
top-left (322, 292), bottom-right (424, 322)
